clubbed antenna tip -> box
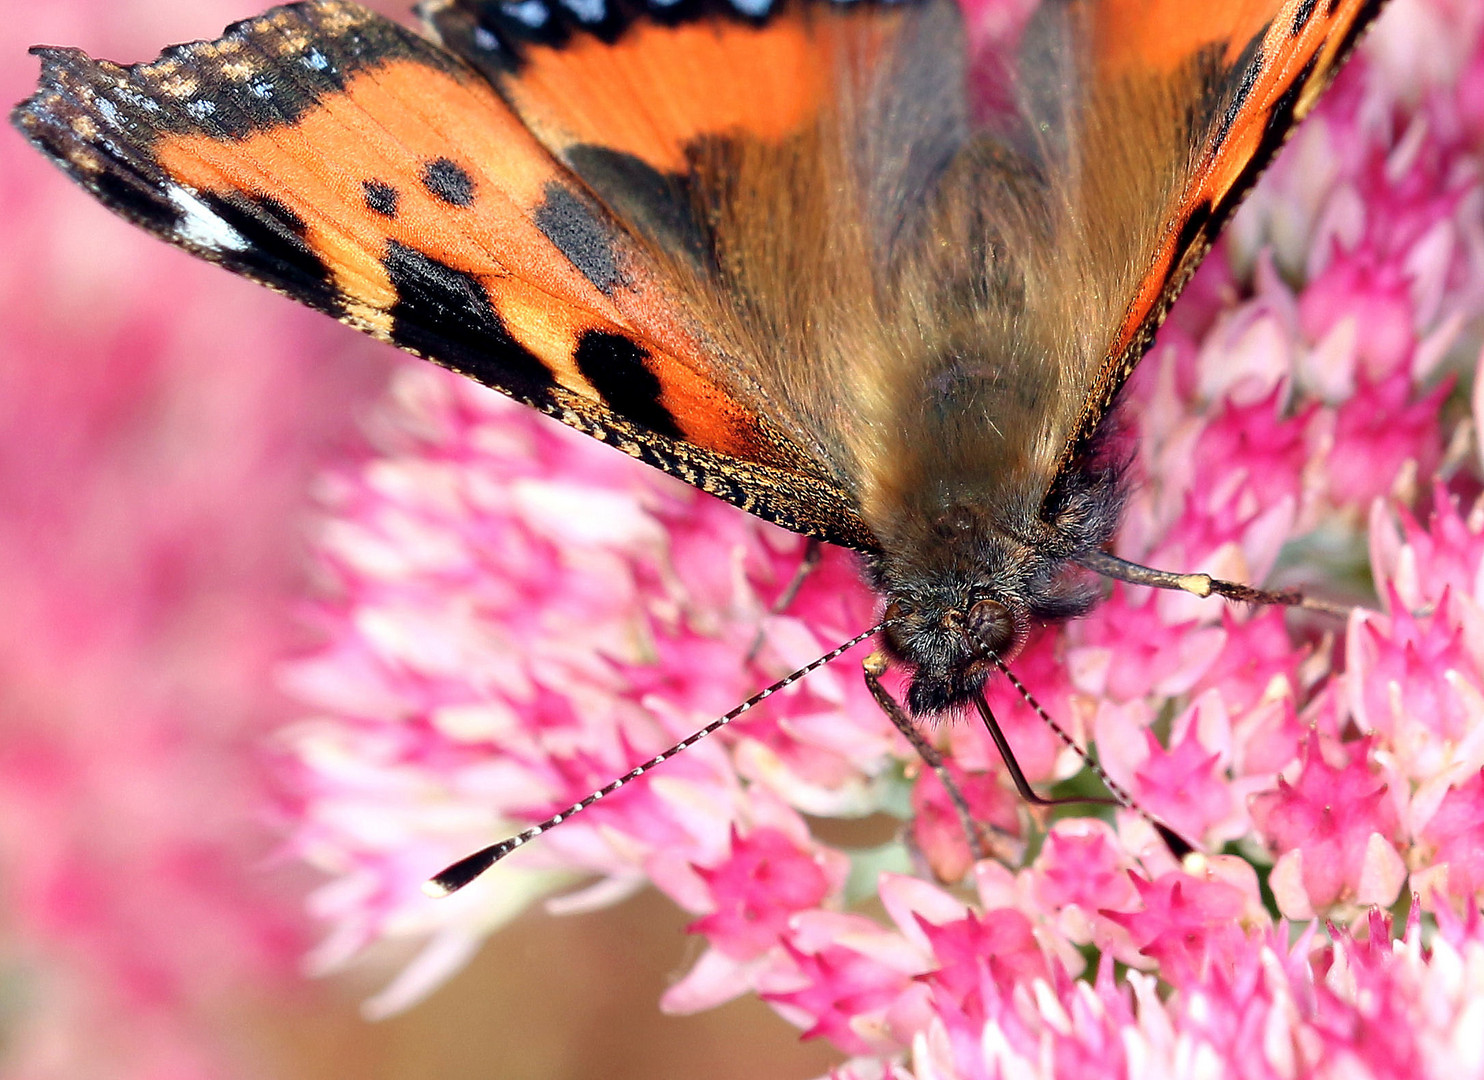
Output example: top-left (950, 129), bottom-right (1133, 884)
top-left (424, 843), bottom-right (511, 897)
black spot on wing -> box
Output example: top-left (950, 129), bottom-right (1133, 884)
top-left (421, 157), bottom-right (476, 207)
top-left (201, 190), bottom-right (340, 310)
top-left (383, 240), bottom-right (555, 404)
top-left (564, 144), bottom-right (711, 270)
top-left (91, 165), bottom-right (186, 229)
top-left (573, 330), bottom-right (683, 439)
top-left (533, 184), bottom-right (623, 294)
top-left (362, 179), bottom-right (399, 217)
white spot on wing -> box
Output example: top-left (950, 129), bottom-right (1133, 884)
top-left (503, 0), bottom-right (549, 26)
top-left (559, 0), bottom-right (605, 21)
top-left (166, 185), bottom-right (247, 252)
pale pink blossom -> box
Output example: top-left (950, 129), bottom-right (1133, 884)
top-left (1418, 767), bottom-right (1484, 902)
top-left (912, 911), bottom-right (1484, 1080)
top-left (2, 1), bottom-right (397, 1075)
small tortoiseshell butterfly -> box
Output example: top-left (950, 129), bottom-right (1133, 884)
top-left (14, 0), bottom-right (1383, 890)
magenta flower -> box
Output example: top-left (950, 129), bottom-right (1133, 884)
top-left (1029, 821), bottom-right (1138, 918)
top-left (916, 907), bottom-right (1050, 1011)
top-left (688, 825), bottom-right (844, 960)
top-left (1419, 767), bottom-right (1484, 902)
top-left (1126, 716), bottom-right (1240, 843)
top-left (1250, 734), bottom-right (1406, 918)
top-left (1102, 869), bottom-right (1260, 984)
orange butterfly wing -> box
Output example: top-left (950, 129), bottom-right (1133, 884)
top-left (1065, 0), bottom-right (1387, 465)
top-left (12, 1), bottom-right (878, 549)
top-left (422, 0), bottom-right (888, 175)
top-left (15, 0), bottom-right (1386, 551)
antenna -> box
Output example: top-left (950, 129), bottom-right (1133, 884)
top-left (979, 651), bottom-right (1192, 858)
top-left (1075, 548), bottom-right (1351, 617)
top-left (424, 622), bottom-right (883, 897)
top-left (859, 622), bottom-right (1193, 866)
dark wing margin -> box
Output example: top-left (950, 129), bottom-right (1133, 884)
top-left (11, 0), bottom-right (879, 551)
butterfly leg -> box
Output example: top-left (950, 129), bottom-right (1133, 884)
top-left (862, 653), bottom-right (990, 865)
top-left (771, 538), bottom-right (823, 614)
top-left (746, 539), bottom-right (823, 662)
top-left (976, 660), bottom-right (1193, 859)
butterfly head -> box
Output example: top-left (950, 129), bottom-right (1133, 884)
top-left (879, 592), bottom-right (1025, 715)
top-left (872, 472), bottom-right (1122, 714)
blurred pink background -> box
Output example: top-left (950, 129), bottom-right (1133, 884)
top-left (0, 2), bottom-right (839, 1076)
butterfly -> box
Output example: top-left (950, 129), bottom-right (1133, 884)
top-left (14, 0), bottom-right (1382, 884)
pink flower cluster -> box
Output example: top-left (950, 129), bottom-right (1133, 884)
top-left (0, 1), bottom-right (396, 1074)
top-left (279, 0), bottom-right (1484, 1075)
top-left (909, 908), bottom-right (1484, 1080)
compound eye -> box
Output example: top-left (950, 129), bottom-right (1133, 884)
top-left (967, 598), bottom-right (1014, 653)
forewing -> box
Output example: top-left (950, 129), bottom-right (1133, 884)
top-left (420, 0), bottom-right (1385, 540)
top-left (1058, 0), bottom-right (1388, 471)
top-left (12, 0), bottom-right (877, 549)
